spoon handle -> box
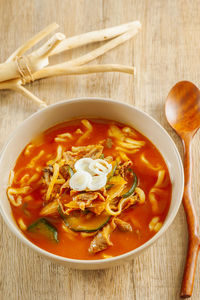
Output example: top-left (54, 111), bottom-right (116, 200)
top-left (181, 137), bottom-right (200, 298)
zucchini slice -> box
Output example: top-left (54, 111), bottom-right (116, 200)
top-left (67, 166), bottom-right (74, 177)
top-left (27, 218), bottom-right (59, 242)
top-left (122, 169), bottom-right (138, 198)
top-left (59, 207), bottom-right (110, 233)
top-left (107, 161), bottom-right (118, 181)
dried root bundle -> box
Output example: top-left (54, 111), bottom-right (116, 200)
top-left (0, 21), bottom-right (141, 107)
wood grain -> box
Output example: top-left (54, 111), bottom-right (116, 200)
top-left (0, 1), bottom-right (200, 299)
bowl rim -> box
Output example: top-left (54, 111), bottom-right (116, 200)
top-left (0, 97), bottom-right (184, 266)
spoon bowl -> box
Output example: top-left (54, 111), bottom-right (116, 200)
top-left (165, 81), bottom-right (200, 137)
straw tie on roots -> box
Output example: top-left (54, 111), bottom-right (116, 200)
top-left (16, 56), bottom-right (34, 84)
top-left (0, 21), bottom-right (141, 107)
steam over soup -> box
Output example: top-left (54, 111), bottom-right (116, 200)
top-left (7, 119), bottom-right (172, 260)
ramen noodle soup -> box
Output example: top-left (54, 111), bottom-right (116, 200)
top-left (7, 119), bottom-right (172, 260)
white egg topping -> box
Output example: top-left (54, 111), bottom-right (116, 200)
top-left (87, 174), bottom-right (107, 191)
top-left (74, 158), bottom-right (95, 175)
top-left (69, 158), bottom-right (112, 191)
top-left (89, 159), bottom-right (112, 175)
top-left (69, 171), bottom-right (92, 191)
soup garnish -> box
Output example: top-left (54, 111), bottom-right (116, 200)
top-left (7, 119), bottom-right (172, 260)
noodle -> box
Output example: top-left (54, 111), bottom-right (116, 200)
top-left (7, 186), bottom-right (30, 206)
top-left (149, 217), bottom-right (162, 232)
top-left (56, 178), bottom-right (65, 184)
top-left (154, 170), bottom-right (165, 187)
top-left (46, 163), bottom-right (60, 201)
top-left (154, 222), bottom-right (162, 232)
top-left (149, 192), bottom-right (159, 213)
top-left (8, 170), bottom-right (15, 186)
top-left (18, 218), bottom-right (27, 231)
top-left (47, 145), bottom-right (63, 165)
top-left (54, 137), bottom-right (67, 142)
top-left (122, 126), bottom-right (137, 136)
top-left (115, 146), bottom-right (139, 154)
top-left (20, 174), bottom-right (30, 184)
top-left (27, 173), bottom-right (40, 184)
top-left (108, 125), bottom-right (124, 140)
top-left (124, 138), bottom-right (145, 146)
top-left (118, 151), bottom-right (129, 161)
top-left (76, 119), bottom-right (93, 144)
top-left (116, 140), bottom-right (142, 149)
top-left (28, 150), bottom-right (44, 168)
top-left (24, 144), bottom-right (34, 156)
top-left (24, 195), bottom-right (33, 202)
top-left (140, 153), bottom-right (161, 171)
top-left (149, 170), bottom-right (166, 213)
top-left (106, 195), bottom-right (138, 216)
top-left (55, 132), bottom-right (73, 142)
top-left (149, 217), bottom-right (159, 231)
top-left (57, 133), bottom-right (72, 138)
top-left (135, 187), bottom-right (145, 203)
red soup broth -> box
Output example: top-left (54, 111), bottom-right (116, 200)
top-left (9, 119), bottom-right (172, 260)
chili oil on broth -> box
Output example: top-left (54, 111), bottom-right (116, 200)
top-left (8, 118), bottom-right (172, 260)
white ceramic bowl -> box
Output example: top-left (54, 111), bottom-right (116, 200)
top-left (0, 98), bottom-right (184, 269)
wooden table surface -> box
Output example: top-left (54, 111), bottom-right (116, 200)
top-left (0, 1), bottom-right (200, 299)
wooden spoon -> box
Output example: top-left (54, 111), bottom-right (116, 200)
top-left (165, 81), bottom-right (200, 298)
